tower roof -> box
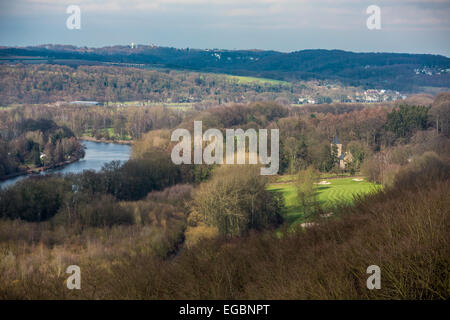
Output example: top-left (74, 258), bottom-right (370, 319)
top-left (333, 136), bottom-right (340, 145)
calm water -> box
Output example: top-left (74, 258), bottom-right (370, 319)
top-left (0, 140), bottom-right (132, 189)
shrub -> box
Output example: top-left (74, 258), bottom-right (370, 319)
top-left (394, 152), bottom-right (450, 190)
top-left (191, 165), bottom-right (283, 238)
top-left (296, 166), bottom-right (320, 217)
top-left (0, 176), bottom-right (71, 222)
top-left (146, 184), bottom-right (194, 206)
top-left (80, 197), bottom-right (134, 227)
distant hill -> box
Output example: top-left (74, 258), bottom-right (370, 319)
top-left (1, 45), bottom-right (449, 93)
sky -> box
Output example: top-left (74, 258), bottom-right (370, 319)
top-left (0, 0), bottom-right (449, 56)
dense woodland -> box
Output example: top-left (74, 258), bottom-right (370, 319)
top-left (0, 103), bottom-right (186, 141)
top-left (0, 61), bottom-right (449, 299)
top-left (0, 64), bottom-right (299, 106)
top-left (2, 45), bottom-right (450, 92)
top-left (1, 94), bottom-right (448, 220)
top-left (1, 91), bottom-right (449, 181)
top-left (0, 95), bottom-right (448, 298)
top-left (132, 97), bottom-right (449, 180)
top-left (0, 118), bottom-right (84, 178)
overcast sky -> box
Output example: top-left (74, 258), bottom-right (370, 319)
top-left (0, 0), bottom-right (449, 56)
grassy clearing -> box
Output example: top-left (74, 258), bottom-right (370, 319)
top-left (105, 100), bottom-right (145, 106)
top-left (316, 178), bottom-right (381, 207)
top-left (267, 183), bottom-right (300, 225)
top-left (275, 172), bottom-right (354, 183)
top-left (319, 172), bottom-right (354, 178)
top-left (164, 103), bottom-right (194, 111)
top-left (267, 177), bottom-right (381, 225)
top-left (0, 105), bottom-right (18, 110)
top-left (138, 102), bottom-right (194, 111)
top-left (104, 101), bottom-right (195, 109)
top-left (225, 75), bottom-right (290, 86)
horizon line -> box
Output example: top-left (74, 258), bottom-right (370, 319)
top-left (1, 44), bottom-right (449, 58)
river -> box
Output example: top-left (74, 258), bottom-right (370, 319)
top-left (0, 140), bottom-right (132, 189)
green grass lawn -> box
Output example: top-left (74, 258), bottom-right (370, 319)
top-left (275, 172), bottom-right (354, 183)
top-left (268, 177), bottom-right (381, 225)
top-left (164, 103), bottom-right (194, 111)
top-left (225, 75), bottom-right (290, 86)
top-left (267, 183), bottom-right (301, 225)
top-left (0, 105), bottom-right (18, 110)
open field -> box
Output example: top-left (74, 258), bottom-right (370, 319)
top-left (268, 177), bottom-right (381, 225)
top-left (163, 103), bottom-right (195, 111)
top-left (225, 74), bottom-right (290, 85)
top-left (106, 101), bottom-right (195, 111)
top-left (0, 105), bottom-right (19, 110)
top-left (274, 172), bottom-right (355, 183)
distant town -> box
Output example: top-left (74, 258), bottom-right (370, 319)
top-left (297, 88), bottom-right (406, 105)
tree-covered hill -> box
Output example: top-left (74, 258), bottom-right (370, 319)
top-left (1, 45), bottom-right (449, 92)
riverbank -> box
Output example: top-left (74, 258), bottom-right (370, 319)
top-left (80, 136), bottom-right (134, 145)
top-left (1, 140), bottom-right (132, 189)
top-left (0, 155), bottom-right (83, 182)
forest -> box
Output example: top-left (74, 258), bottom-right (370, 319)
top-left (0, 62), bottom-right (449, 299)
top-left (1, 45), bottom-right (450, 92)
top-left (3, 0), bottom-right (450, 305)
top-left (0, 117), bottom-right (84, 178)
top-left (1, 90), bottom-right (448, 181)
top-left (0, 64), bottom-right (297, 106)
